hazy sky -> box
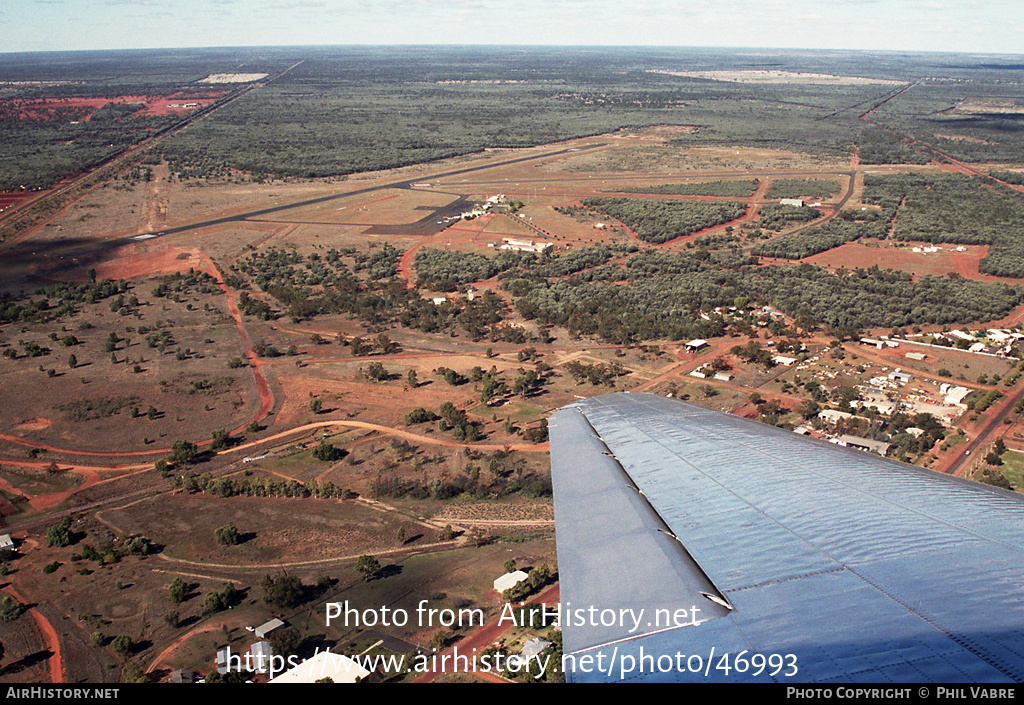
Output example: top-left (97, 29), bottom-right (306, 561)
top-left (3, 0), bottom-right (1022, 55)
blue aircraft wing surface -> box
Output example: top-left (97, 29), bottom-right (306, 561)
top-left (549, 393), bottom-right (1024, 683)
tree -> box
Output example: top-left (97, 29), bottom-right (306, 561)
top-left (261, 573), bottom-right (306, 608)
top-left (122, 661), bottom-right (146, 683)
top-left (168, 577), bottom-right (188, 604)
top-left (0, 596), bottom-right (26, 622)
top-left (365, 361), bottom-right (389, 381)
top-left (355, 555), bottom-right (381, 582)
top-left (68, 354), bottom-right (78, 369)
top-left (46, 516), bottom-right (73, 547)
top-left (503, 558), bottom-right (517, 573)
top-left (312, 439), bottom-right (344, 461)
top-left (210, 428), bottom-right (233, 450)
top-left (309, 398), bottom-right (323, 414)
top-left (169, 440), bottom-right (198, 467)
top-left (407, 369), bottom-right (419, 388)
top-left (269, 626), bottom-right (302, 655)
top-left (798, 400), bottom-right (821, 420)
top-left (203, 583), bottom-right (241, 614)
top-left (215, 525), bottom-right (240, 546)
top-left (110, 635), bottom-right (133, 659)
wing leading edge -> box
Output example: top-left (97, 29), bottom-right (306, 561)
top-left (550, 393), bottom-right (1024, 683)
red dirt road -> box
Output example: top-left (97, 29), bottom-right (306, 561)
top-left (2, 583), bottom-right (64, 683)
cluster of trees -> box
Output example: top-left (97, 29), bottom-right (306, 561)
top-left (151, 269), bottom-right (221, 298)
top-left (413, 249), bottom-right (530, 290)
top-left (863, 173), bottom-right (1024, 277)
top-left (203, 583), bottom-right (242, 615)
top-left (261, 573), bottom-right (312, 609)
top-left (751, 218), bottom-right (875, 259)
top-left (436, 401), bottom-right (482, 442)
top-left (69, 533), bottom-right (153, 564)
top-left (765, 179), bottom-right (841, 200)
top-left (886, 412), bottom-right (946, 459)
top-left (0, 279), bottom-right (124, 325)
top-left (755, 204), bottom-right (822, 232)
top-left (166, 471), bottom-right (355, 500)
top-left (507, 249), bottom-right (1023, 342)
top-left (528, 246), bottom-right (612, 278)
top-left (856, 127), bottom-right (932, 166)
top-left (563, 360), bottom-right (627, 386)
top-left (234, 245), bottom-right (518, 340)
top-left (579, 197), bottom-right (746, 244)
top-left (965, 388), bottom-right (1003, 414)
top-left (370, 450), bottom-right (551, 501)
top-left (730, 341), bottom-right (775, 368)
top-left (992, 170), bottom-right (1024, 186)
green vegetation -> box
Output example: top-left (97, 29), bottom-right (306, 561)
top-left (167, 470), bottom-right (354, 499)
top-left (863, 174), bottom-right (1024, 277)
top-left (0, 596), bottom-right (26, 622)
top-left (215, 524), bottom-right (240, 546)
top-left (751, 218), bottom-right (878, 259)
top-left (355, 555), bottom-right (382, 582)
top-left (766, 179), bottom-right (842, 200)
top-left (168, 577), bottom-right (189, 604)
top-left (261, 573), bottom-right (307, 608)
top-left (579, 197), bottom-right (746, 244)
top-left (46, 516), bottom-right (74, 547)
top-left (509, 249), bottom-right (1022, 341)
top-left (992, 170), bottom-right (1024, 186)
top-left (203, 583), bottom-right (241, 615)
top-left (413, 249), bottom-right (530, 290)
top-left (312, 439), bottom-right (345, 462)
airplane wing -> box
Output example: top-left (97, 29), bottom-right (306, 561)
top-left (549, 393), bottom-right (1024, 683)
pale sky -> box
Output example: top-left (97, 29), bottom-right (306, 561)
top-left (2, 0), bottom-right (1022, 55)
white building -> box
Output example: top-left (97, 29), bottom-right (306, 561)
top-left (501, 238), bottom-right (552, 254)
top-left (269, 651), bottom-right (371, 684)
top-left (494, 570), bottom-right (529, 593)
top-left (818, 409), bottom-right (854, 425)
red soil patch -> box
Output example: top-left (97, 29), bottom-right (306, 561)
top-left (804, 240), bottom-right (995, 280)
top-left (86, 244), bottom-right (199, 281)
top-left (2, 92), bottom-right (226, 122)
